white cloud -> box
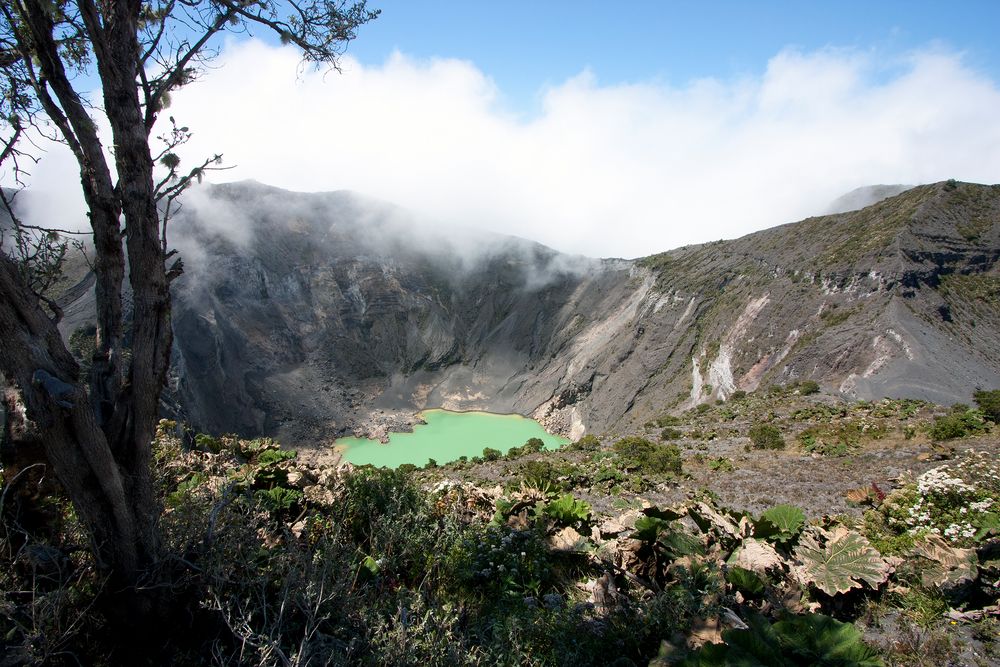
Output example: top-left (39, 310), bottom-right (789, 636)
top-left (14, 41), bottom-right (1000, 258)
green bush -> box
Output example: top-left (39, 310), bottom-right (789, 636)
top-left (797, 420), bottom-right (885, 456)
top-left (566, 434), bottom-right (600, 451)
top-left (335, 467), bottom-right (426, 550)
top-left (518, 459), bottom-right (566, 492)
top-left (799, 432), bottom-right (850, 457)
top-left (449, 524), bottom-right (552, 599)
top-left (726, 566), bottom-right (765, 597)
top-left (748, 423), bottom-right (785, 450)
top-left (255, 486), bottom-right (303, 513)
top-left (522, 437), bottom-right (545, 453)
top-left (974, 389), bottom-right (1000, 422)
top-left (929, 409), bottom-right (990, 441)
top-left (660, 427), bottom-right (683, 440)
top-left (194, 433), bottom-right (221, 452)
top-left (754, 504), bottom-right (806, 545)
top-left (541, 493), bottom-right (591, 526)
top-left (681, 613), bottom-right (883, 666)
top-left (482, 447), bottom-right (503, 461)
top-left (798, 380), bottom-right (820, 395)
top-left (506, 437), bottom-right (547, 459)
top-left (707, 457), bottom-right (734, 472)
top-left (729, 390), bottom-right (747, 401)
top-left (256, 448), bottom-right (296, 467)
top-left (613, 437), bottom-right (682, 475)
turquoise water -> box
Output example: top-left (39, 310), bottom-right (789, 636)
top-left (337, 409), bottom-right (569, 467)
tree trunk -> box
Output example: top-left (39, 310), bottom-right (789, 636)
top-left (92, 0), bottom-right (172, 564)
top-left (16, 0), bottom-right (129, 430)
top-left (8, 0), bottom-right (161, 584)
top-left (0, 254), bottom-right (147, 580)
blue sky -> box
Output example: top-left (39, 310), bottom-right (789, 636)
top-left (346, 1), bottom-right (1000, 114)
top-left (17, 1), bottom-right (1000, 257)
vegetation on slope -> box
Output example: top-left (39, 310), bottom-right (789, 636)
top-left (2, 387), bottom-right (999, 665)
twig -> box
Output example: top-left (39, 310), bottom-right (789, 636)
top-left (0, 462), bottom-right (46, 518)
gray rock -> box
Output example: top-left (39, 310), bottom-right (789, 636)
top-left (55, 180), bottom-right (1000, 444)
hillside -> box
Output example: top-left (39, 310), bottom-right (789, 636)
top-left (6, 180), bottom-right (1000, 665)
top-left (125, 179), bottom-right (997, 445)
top-left (43, 179), bottom-right (1000, 445)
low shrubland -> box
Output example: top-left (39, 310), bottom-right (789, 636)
top-left (3, 390), bottom-right (999, 665)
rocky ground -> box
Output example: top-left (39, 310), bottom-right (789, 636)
top-left (8, 386), bottom-right (996, 665)
top-left (294, 386), bottom-right (1000, 521)
top-left (403, 388), bottom-right (996, 519)
top-left (270, 386), bottom-right (1000, 666)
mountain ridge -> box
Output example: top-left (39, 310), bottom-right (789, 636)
top-left (46, 179), bottom-right (1000, 444)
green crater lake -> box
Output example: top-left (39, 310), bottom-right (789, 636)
top-left (336, 409), bottom-right (569, 468)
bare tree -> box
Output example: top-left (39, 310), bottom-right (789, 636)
top-left (0, 0), bottom-right (377, 611)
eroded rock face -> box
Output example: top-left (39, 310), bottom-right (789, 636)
top-left (164, 182), bottom-right (637, 443)
top-left (62, 180), bottom-right (1000, 444)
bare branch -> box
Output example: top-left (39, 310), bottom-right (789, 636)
top-left (215, 0), bottom-right (379, 66)
top-left (0, 187), bottom-right (70, 320)
top-left (143, 6), bottom-right (236, 129)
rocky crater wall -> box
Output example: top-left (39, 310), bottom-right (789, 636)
top-left (53, 181), bottom-right (1000, 445)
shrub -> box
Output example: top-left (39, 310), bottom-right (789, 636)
top-left (449, 524), bottom-right (552, 599)
top-left (660, 427), bottom-right (683, 440)
top-left (729, 390), bottom-right (747, 401)
top-left (613, 437), bottom-right (682, 475)
top-left (194, 433), bottom-right (221, 452)
top-left (482, 447), bottom-right (503, 461)
top-left (929, 410), bottom-right (990, 441)
top-left (522, 437), bottom-right (545, 453)
top-left (255, 486), bottom-right (303, 513)
top-left (707, 457), bottom-right (734, 472)
top-left (566, 434), bottom-right (600, 451)
top-left (798, 380), bottom-right (820, 395)
top-left (797, 420), bottom-right (885, 456)
top-left (256, 448), bottom-right (296, 467)
top-left (518, 459), bottom-right (565, 492)
top-left (974, 389), bottom-right (1000, 422)
top-left (681, 613), bottom-right (883, 666)
top-left (506, 437), bottom-right (547, 459)
top-left (800, 432), bottom-right (851, 457)
top-left (335, 467), bottom-right (426, 549)
top-left (873, 450), bottom-right (1000, 546)
top-left (541, 493), bottom-right (591, 526)
top-left (748, 423), bottom-right (785, 450)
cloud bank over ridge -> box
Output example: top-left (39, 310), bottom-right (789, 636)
top-left (16, 40), bottom-right (1000, 257)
